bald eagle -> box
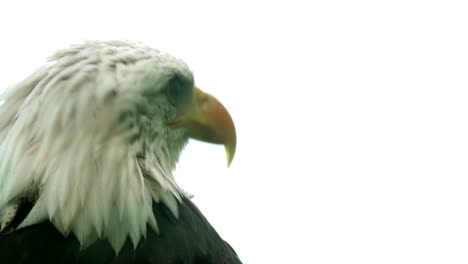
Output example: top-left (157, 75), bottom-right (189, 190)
top-left (0, 41), bottom-right (241, 264)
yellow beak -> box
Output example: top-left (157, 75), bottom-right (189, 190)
top-left (169, 87), bottom-right (236, 166)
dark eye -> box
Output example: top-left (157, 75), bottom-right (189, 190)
top-left (167, 76), bottom-right (183, 104)
top-left (166, 75), bottom-right (186, 105)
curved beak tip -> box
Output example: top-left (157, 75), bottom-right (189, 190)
top-left (225, 141), bottom-right (236, 167)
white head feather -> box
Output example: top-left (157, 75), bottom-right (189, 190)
top-left (0, 41), bottom-right (194, 252)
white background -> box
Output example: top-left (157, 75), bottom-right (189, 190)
top-left (1, 1), bottom-right (468, 263)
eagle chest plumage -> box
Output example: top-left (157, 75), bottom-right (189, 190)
top-left (0, 41), bottom-right (241, 264)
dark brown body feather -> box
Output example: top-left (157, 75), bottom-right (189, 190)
top-left (0, 198), bottom-right (242, 264)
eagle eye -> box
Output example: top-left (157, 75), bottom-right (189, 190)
top-left (166, 74), bottom-right (190, 106)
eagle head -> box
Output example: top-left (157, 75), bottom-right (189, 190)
top-left (0, 41), bottom-right (236, 252)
